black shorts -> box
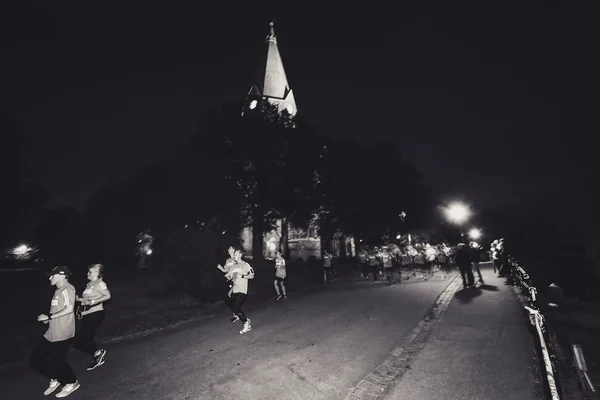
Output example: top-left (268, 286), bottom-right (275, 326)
top-left (275, 276), bottom-right (285, 282)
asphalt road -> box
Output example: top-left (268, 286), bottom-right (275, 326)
top-left (0, 266), bottom-right (530, 400)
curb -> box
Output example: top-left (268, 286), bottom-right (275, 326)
top-left (344, 273), bottom-right (462, 400)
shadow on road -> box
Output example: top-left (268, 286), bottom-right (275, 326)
top-left (454, 286), bottom-right (482, 304)
top-left (479, 284), bottom-right (499, 291)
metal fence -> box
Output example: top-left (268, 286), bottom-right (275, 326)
top-left (509, 256), bottom-right (561, 400)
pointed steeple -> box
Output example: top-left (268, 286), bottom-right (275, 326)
top-left (247, 19), bottom-right (297, 116)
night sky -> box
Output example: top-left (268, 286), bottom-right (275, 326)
top-left (1, 3), bottom-right (594, 230)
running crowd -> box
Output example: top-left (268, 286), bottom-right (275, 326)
top-left (31, 238), bottom-right (507, 397)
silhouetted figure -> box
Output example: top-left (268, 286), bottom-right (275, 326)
top-left (455, 243), bottom-right (474, 288)
top-left (469, 242), bottom-right (484, 284)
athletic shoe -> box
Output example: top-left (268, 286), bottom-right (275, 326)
top-left (86, 349), bottom-right (106, 371)
top-left (283, 295), bottom-right (287, 300)
top-left (239, 319), bottom-right (252, 334)
top-left (55, 381), bottom-right (80, 398)
top-left (230, 315), bottom-right (239, 323)
top-left (276, 295), bottom-right (282, 301)
top-left (44, 379), bottom-right (60, 396)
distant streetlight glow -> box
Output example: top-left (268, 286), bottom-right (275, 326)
top-left (444, 202), bottom-right (470, 224)
top-left (443, 202), bottom-right (471, 238)
top-left (469, 228), bottom-right (482, 240)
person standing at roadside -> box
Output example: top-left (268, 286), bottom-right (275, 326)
top-left (455, 243), bottom-right (474, 288)
top-left (30, 266), bottom-right (80, 398)
top-left (469, 242), bottom-right (484, 284)
top-left (74, 263), bottom-right (111, 371)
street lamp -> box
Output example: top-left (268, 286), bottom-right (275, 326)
top-left (444, 202), bottom-right (471, 238)
top-left (468, 228), bottom-right (482, 240)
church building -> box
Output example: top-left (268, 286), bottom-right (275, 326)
top-left (239, 21), bottom-right (355, 261)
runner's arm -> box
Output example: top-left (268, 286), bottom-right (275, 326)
top-left (84, 286), bottom-right (111, 305)
top-left (241, 266), bottom-right (255, 280)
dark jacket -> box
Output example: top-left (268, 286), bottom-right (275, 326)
top-left (455, 247), bottom-right (471, 267)
top-left (469, 247), bottom-right (483, 263)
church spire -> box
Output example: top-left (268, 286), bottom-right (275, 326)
top-left (247, 19), bottom-right (297, 116)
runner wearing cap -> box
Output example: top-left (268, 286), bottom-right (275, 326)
top-left (74, 263), bottom-right (111, 371)
top-left (29, 266), bottom-right (80, 398)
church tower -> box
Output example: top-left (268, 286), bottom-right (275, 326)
top-left (246, 21), bottom-right (297, 116)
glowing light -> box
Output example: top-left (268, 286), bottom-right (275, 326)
top-left (222, 231), bottom-right (226, 235)
top-left (146, 249), bottom-right (152, 255)
top-left (444, 202), bottom-right (471, 224)
top-left (396, 234), bottom-right (401, 240)
top-left (13, 244), bottom-right (31, 255)
top-left (249, 100), bottom-right (257, 109)
top-left (468, 228), bottom-right (482, 240)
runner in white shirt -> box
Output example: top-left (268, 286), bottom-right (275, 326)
top-left (224, 250), bottom-right (255, 334)
top-left (74, 264), bottom-right (111, 371)
top-left (30, 266), bottom-right (80, 398)
top-left (274, 252), bottom-right (287, 300)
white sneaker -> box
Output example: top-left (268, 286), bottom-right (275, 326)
top-left (44, 379), bottom-right (60, 396)
top-left (239, 319), bottom-right (252, 334)
top-left (55, 381), bottom-right (80, 398)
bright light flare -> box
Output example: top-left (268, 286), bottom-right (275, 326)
top-left (12, 244), bottom-right (31, 255)
top-left (468, 228), bottom-right (482, 239)
top-left (444, 202), bottom-right (471, 224)
top-left (146, 249), bottom-right (152, 255)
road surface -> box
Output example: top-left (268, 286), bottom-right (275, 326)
top-left (0, 263), bottom-right (538, 399)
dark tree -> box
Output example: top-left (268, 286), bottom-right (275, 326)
top-left (188, 100), bottom-right (318, 260)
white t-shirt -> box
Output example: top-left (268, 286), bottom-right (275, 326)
top-left (81, 279), bottom-right (108, 316)
top-left (275, 257), bottom-right (286, 279)
top-left (45, 283), bottom-right (76, 342)
top-left (230, 262), bottom-right (254, 294)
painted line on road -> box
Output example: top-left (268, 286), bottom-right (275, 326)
top-left (344, 274), bottom-right (463, 400)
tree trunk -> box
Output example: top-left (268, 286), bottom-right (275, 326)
top-left (252, 205), bottom-right (264, 261)
top-left (280, 217), bottom-right (289, 258)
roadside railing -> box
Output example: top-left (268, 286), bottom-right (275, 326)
top-left (509, 256), bottom-right (561, 400)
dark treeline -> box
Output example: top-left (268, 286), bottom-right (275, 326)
top-left (1, 101), bottom-right (432, 296)
top-left (2, 107), bottom-right (599, 298)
